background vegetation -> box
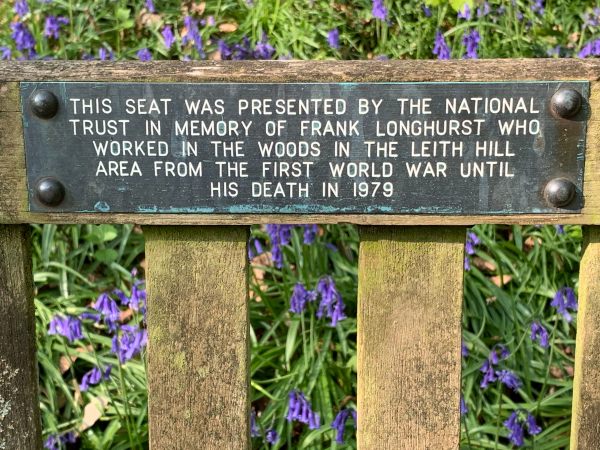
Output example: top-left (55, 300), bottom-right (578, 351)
top-left (0, 0), bottom-right (594, 448)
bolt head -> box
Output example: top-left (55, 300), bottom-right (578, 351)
top-left (35, 177), bottom-right (65, 207)
top-left (29, 90), bottom-right (59, 119)
top-left (551, 88), bottom-right (582, 119)
top-left (544, 178), bottom-right (576, 208)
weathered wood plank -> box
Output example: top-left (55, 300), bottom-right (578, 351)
top-left (0, 225), bottom-right (41, 449)
top-left (571, 226), bottom-right (600, 449)
top-left (357, 226), bottom-right (464, 449)
top-left (2, 61), bottom-right (600, 225)
top-left (3, 59), bottom-right (600, 82)
top-left (144, 226), bottom-right (249, 449)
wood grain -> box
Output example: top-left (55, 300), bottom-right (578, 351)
top-left (357, 226), bottom-right (464, 450)
top-left (0, 225), bottom-right (41, 449)
top-left (1, 60), bottom-right (600, 224)
top-left (144, 226), bottom-right (249, 449)
top-left (571, 226), bottom-right (600, 449)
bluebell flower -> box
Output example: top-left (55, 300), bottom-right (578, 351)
top-left (327, 29), bottom-right (340, 49)
top-left (266, 224), bottom-right (293, 268)
top-left (250, 410), bottom-right (260, 437)
top-left (462, 29), bottom-right (481, 59)
top-left (316, 276), bottom-right (346, 326)
top-left (290, 282), bottom-right (317, 314)
top-left (80, 367), bottom-right (102, 391)
top-left (145, 0), bottom-right (155, 13)
top-left (461, 341), bottom-right (469, 358)
top-left (458, 4), bottom-right (471, 20)
top-left (137, 48), bottom-right (152, 61)
top-left (371, 0), bottom-right (388, 21)
top-left (465, 231), bottom-right (480, 255)
top-left (578, 39), bottom-right (600, 58)
top-left (94, 292), bottom-right (120, 321)
top-left (331, 408), bottom-right (356, 444)
top-left (111, 325), bottom-right (147, 363)
top-left (43, 435), bottom-right (59, 450)
top-left (253, 33), bottom-right (275, 59)
top-left (480, 359), bottom-right (497, 388)
top-left (130, 278), bottom-right (147, 313)
top-left (218, 40), bottom-right (233, 59)
top-left (287, 390), bottom-right (320, 429)
top-left (265, 428), bottom-right (279, 444)
top-left (48, 315), bottom-right (83, 342)
top-left (551, 286), bottom-right (578, 322)
top-left (433, 31), bottom-right (450, 60)
top-left (14, 0), bottom-right (29, 18)
top-left (0, 47), bottom-right (12, 60)
top-left (464, 257), bottom-right (471, 271)
top-left (496, 369), bottom-right (522, 391)
top-left (526, 413), bottom-right (542, 435)
top-left (555, 224), bottom-right (564, 234)
top-left (530, 320), bottom-right (549, 348)
top-left (504, 411), bottom-right (525, 446)
top-left (182, 16), bottom-right (205, 58)
top-left (98, 47), bottom-right (114, 60)
top-left (477, 2), bottom-right (491, 17)
top-left (162, 25), bottom-right (175, 50)
top-left (303, 224), bottom-right (318, 244)
top-left (80, 312), bottom-right (101, 322)
top-left (531, 0), bottom-right (544, 15)
top-left (43, 16), bottom-right (69, 39)
top-left (422, 5), bottom-right (432, 17)
top-left (11, 22), bottom-right (36, 52)
top-left (460, 397), bottom-right (468, 415)
top-left (584, 8), bottom-right (600, 27)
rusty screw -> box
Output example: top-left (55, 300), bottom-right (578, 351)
top-left (29, 90), bottom-right (59, 119)
top-left (35, 177), bottom-right (65, 207)
top-left (544, 178), bottom-right (576, 208)
top-left (551, 88), bottom-right (582, 119)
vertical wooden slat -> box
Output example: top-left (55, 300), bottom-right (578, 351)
top-left (571, 226), bottom-right (600, 448)
top-left (0, 225), bottom-right (41, 449)
top-left (357, 226), bottom-right (465, 450)
top-left (145, 226), bottom-right (249, 449)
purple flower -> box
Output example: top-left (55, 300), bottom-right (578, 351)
top-left (233, 36), bottom-right (253, 60)
top-left (585, 8), bottom-right (600, 27)
top-left (458, 4), bottom-right (471, 20)
top-left (254, 33), bottom-right (275, 60)
top-left (44, 435), bottom-right (59, 450)
top-left (526, 413), bottom-right (542, 435)
top-left (331, 408), bottom-right (356, 444)
top-left (266, 224), bottom-right (293, 268)
top-left (433, 31), bottom-right (450, 60)
top-left (130, 278), bottom-right (147, 313)
top-left (422, 5), bottom-right (432, 17)
top-left (162, 26), bottom-right (175, 50)
top-left (465, 231), bottom-right (480, 255)
top-left (578, 39), bottom-right (600, 58)
top-left (327, 29), bottom-right (340, 49)
top-left (464, 257), bottom-right (471, 271)
top-left (290, 282), bottom-right (317, 314)
top-left (462, 29), bottom-right (480, 59)
top-left (80, 367), bottom-right (102, 391)
top-left (98, 48), bottom-right (114, 60)
top-left (111, 325), bottom-right (147, 363)
top-left (11, 22), bottom-right (35, 52)
top-left (531, 0), bottom-right (544, 15)
top-left (44, 16), bottom-right (69, 39)
top-left (555, 224), bottom-right (564, 234)
top-left (60, 432), bottom-right (76, 444)
top-left (477, 2), bottom-right (491, 17)
top-left (0, 47), bottom-right (11, 60)
top-left (504, 412), bottom-right (525, 446)
top-left (287, 390), bottom-right (320, 429)
top-left (461, 341), bottom-right (469, 358)
top-left (316, 276), bottom-right (346, 326)
top-left (480, 359), bottom-right (497, 389)
top-left (218, 40), bottom-right (233, 59)
top-left (48, 315), bottom-right (83, 342)
top-left (551, 286), bottom-right (578, 322)
top-left (460, 397), bottom-right (468, 416)
top-left (496, 369), bottom-right (522, 391)
top-left (94, 292), bottom-right (120, 321)
top-left (250, 410), bottom-right (260, 437)
top-left (182, 16), bottom-right (205, 58)
top-left (371, 0), bottom-right (388, 21)
top-left (530, 321), bottom-right (549, 348)
top-left (303, 224), bottom-right (318, 244)
top-left (145, 0), bottom-right (155, 13)
top-left (14, 0), bottom-right (29, 17)
top-left (265, 428), bottom-right (279, 444)
top-left (137, 48), bottom-right (152, 61)
top-left (80, 312), bottom-right (101, 322)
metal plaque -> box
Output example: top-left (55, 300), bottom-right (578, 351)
top-left (22, 81), bottom-right (588, 214)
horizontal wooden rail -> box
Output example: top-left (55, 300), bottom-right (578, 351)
top-left (0, 59), bottom-right (600, 225)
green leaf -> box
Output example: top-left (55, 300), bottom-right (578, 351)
top-left (95, 249), bottom-right (119, 264)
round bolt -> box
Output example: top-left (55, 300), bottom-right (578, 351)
top-left (35, 177), bottom-right (65, 207)
top-left (551, 88), bottom-right (582, 119)
top-left (544, 178), bottom-right (576, 208)
top-left (29, 90), bottom-right (59, 119)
